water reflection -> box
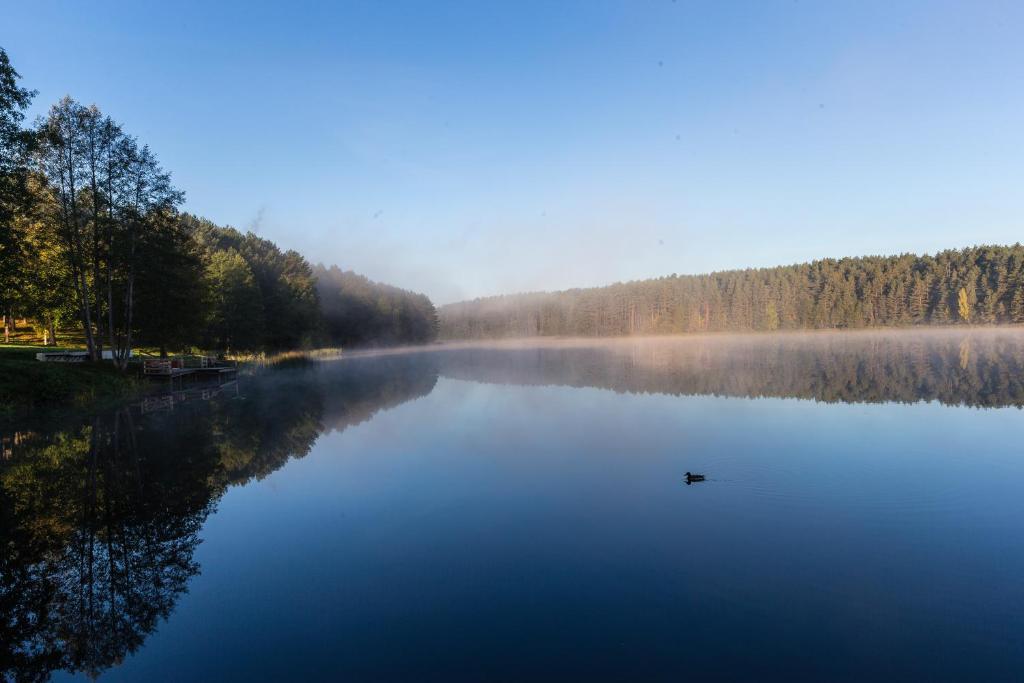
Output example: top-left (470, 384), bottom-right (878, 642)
top-left (426, 329), bottom-right (1024, 408)
top-left (0, 408), bottom-right (209, 681)
top-left (3, 329), bottom-right (1024, 680)
top-left (0, 355), bottom-right (435, 681)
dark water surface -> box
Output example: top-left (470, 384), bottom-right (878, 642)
top-left (4, 329), bottom-right (1024, 681)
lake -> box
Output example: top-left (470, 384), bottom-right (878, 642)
top-left (4, 329), bottom-right (1024, 681)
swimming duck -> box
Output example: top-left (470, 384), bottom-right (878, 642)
top-left (684, 472), bottom-right (706, 484)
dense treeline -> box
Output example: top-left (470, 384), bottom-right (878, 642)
top-left (183, 214), bottom-right (322, 352)
top-left (0, 47), bottom-right (436, 361)
top-left (315, 264), bottom-right (438, 347)
top-left (440, 246), bottom-right (1024, 339)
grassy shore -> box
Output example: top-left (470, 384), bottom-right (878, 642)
top-left (0, 345), bottom-right (143, 417)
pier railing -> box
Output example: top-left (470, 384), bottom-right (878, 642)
top-left (142, 356), bottom-right (232, 376)
top-left (142, 359), bottom-right (176, 375)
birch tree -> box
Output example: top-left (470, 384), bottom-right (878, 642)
top-left (36, 97), bottom-right (181, 367)
top-left (36, 98), bottom-right (102, 359)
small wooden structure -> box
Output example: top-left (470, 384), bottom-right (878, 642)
top-left (144, 359), bottom-right (187, 377)
top-left (143, 355), bottom-right (237, 380)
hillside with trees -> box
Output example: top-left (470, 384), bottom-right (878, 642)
top-left (439, 246), bottom-right (1024, 339)
top-left (0, 47), bottom-right (437, 361)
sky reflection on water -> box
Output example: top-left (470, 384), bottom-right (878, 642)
top-left (4, 330), bottom-right (1023, 681)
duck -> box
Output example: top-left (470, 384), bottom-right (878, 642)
top-left (684, 471), bottom-right (706, 485)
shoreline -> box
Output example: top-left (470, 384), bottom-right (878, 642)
top-left (0, 345), bottom-right (144, 419)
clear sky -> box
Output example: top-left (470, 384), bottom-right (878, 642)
top-left (4, 1), bottom-right (1023, 303)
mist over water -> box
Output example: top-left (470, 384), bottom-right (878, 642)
top-left (354, 327), bottom-right (1024, 408)
top-left (4, 329), bottom-right (1024, 681)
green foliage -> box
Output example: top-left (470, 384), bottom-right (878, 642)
top-left (0, 47), bottom-right (36, 323)
top-left (1, 48), bottom-right (437, 359)
top-left (186, 215), bottom-right (323, 352)
top-left (440, 246), bottom-right (1024, 339)
top-left (133, 214), bottom-right (208, 353)
top-left (203, 249), bottom-right (265, 353)
top-left (240, 235), bottom-right (320, 349)
top-left (32, 95), bottom-right (184, 366)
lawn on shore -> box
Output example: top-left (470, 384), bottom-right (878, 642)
top-left (0, 345), bottom-right (141, 416)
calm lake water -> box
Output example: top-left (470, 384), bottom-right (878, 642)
top-left (4, 329), bottom-right (1024, 681)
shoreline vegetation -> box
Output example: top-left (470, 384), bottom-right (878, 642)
top-left (4, 323), bottom-right (1022, 416)
top-left (6, 44), bottom-right (1024, 417)
top-left (0, 343), bottom-right (349, 416)
top-left (6, 324), bottom-right (1017, 409)
top-left (0, 45), bottom-right (439, 400)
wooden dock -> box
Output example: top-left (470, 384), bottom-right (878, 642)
top-left (143, 357), bottom-right (238, 380)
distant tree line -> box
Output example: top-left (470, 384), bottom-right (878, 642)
top-left (440, 246), bottom-right (1024, 339)
top-left (0, 47), bottom-right (437, 362)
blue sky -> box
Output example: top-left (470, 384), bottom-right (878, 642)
top-left (4, 1), bottom-right (1023, 303)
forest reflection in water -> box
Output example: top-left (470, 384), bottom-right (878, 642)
top-left (2, 328), bottom-right (1024, 680)
top-left (423, 327), bottom-right (1024, 408)
top-left (0, 356), bottom-right (436, 681)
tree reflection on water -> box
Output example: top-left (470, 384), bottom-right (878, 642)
top-left (0, 355), bottom-right (436, 681)
top-left (4, 330), bottom-right (1024, 680)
